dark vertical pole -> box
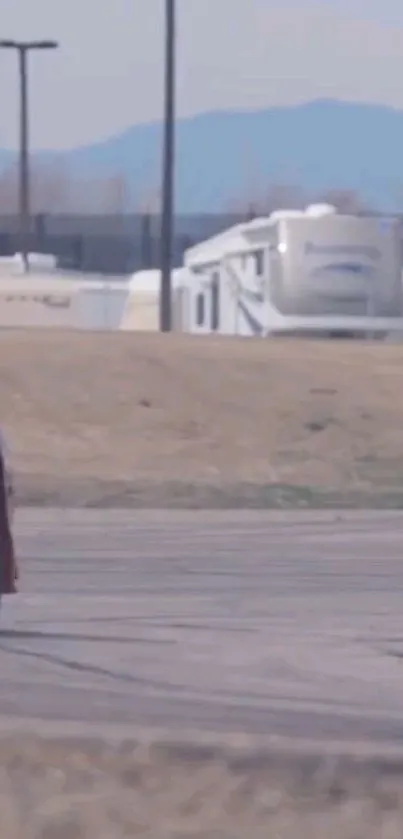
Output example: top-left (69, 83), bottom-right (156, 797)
top-left (159, 0), bottom-right (175, 331)
top-left (18, 47), bottom-right (30, 272)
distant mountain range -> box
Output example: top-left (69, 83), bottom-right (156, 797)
top-left (2, 98), bottom-right (403, 213)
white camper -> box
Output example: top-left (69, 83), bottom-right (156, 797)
top-left (0, 273), bottom-right (131, 330)
top-left (0, 275), bottom-right (80, 328)
top-left (183, 205), bottom-right (403, 338)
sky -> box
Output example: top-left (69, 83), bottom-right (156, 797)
top-left (0, 0), bottom-right (402, 150)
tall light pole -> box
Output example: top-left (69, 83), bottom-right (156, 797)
top-left (0, 39), bottom-right (58, 272)
top-left (159, 0), bottom-right (175, 331)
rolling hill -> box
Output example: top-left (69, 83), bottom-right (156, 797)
top-left (2, 99), bottom-right (403, 212)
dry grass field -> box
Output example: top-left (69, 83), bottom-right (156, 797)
top-left (3, 331), bottom-right (403, 835)
top-left (1, 734), bottom-right (403, 838)
top-left (1, 330), bottom-right (403, 506)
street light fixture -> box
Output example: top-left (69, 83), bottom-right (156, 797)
top-left (159, 0), bottom-right (175, 331)
top-left (0, 39), bottom-right (58, 272)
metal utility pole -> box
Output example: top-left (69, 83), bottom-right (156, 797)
top-left (0, 39), bottom-right (58, 272)
top-left (159, 0), bottom-right (176, 331)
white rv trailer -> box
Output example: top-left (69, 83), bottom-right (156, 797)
top-left (183, 205), bottom-right (403, 338)
top-left (0, 274), bottom-right (130, 329)
top-left (0, 268), bottom-right (189, 331)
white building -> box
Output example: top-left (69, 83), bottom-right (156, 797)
top-left (120, 268), bottom-right (188, 331)
top-left (182, 205), bottom-right (403, 338)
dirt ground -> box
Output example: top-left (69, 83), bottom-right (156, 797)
top-left (1, 330), bottom-right (403, 506)
top-left (1, 734), bottom-right (403, 838)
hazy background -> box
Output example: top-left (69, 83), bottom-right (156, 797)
top-left (0, 0), bottom-right (402, 150)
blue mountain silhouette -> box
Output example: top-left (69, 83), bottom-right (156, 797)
top-left (2, 98), bottom-right (403, 212)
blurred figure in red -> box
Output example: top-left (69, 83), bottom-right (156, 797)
top-left (0, 432), bottom-right (17, 598)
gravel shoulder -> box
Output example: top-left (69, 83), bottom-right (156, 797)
top-left (2, 733), bottom-right (403, 838)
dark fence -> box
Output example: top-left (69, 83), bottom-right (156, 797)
top-left (2, 210), bottom-right (401, 274)
top-left (0, 212), bottom-right (246, 274)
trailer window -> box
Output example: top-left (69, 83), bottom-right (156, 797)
top-left (196, 292), bottom-right (205, 326)
top-left (211, 272), bottom-right (220, 330)
top-left (254, 249), bottom-right (264, 276)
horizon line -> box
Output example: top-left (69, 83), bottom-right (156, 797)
top-left (0, 96), bottom-right (401, 157)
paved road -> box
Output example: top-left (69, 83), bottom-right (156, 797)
top-left (2, 509), bottom-right (403, 746)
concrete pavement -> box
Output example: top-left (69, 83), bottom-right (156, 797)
top-left (1, 509), bottom-right (403, 748)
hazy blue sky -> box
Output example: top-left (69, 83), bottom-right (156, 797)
top-left (0, 0), bottom-right (401, 150)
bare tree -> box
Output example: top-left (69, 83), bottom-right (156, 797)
top-left (0, 158), bottom-right (73, 214)
top-left (227, 183), bottom-right (374, 218)
top-left (0, 162), bottom-right (19, 213)
top-left (262, 183), bottom-right (308, 213)
top-left (31, 159), bottom-right (72, 213)
top-left (313, 188), bottom-right (371, 214)
top-left (227, 182), bottom-right (308, 218)
top-left (137, 186), bottom-right (161, 216)
top-left (100, 172), bottom-right (132, 215)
